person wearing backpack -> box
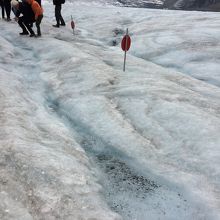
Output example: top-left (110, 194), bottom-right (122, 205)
top-left (25, 0), bottom-right (43, 36)
top-left (52, 0), bottom-right (65, 28)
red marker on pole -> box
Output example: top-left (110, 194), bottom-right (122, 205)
top-left (71, 15), bottom-right (75, 34)
top-left (121, 28), bottom-right (131, 72)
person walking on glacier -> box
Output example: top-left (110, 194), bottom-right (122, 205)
top-left (52, 0), bottom-right (65, 28)
top-left (1, 0), bottom-right (11, 21)
top-left (0, 0), bottom-right (5, 19)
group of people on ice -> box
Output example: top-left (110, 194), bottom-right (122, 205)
top-left (0, 0), bottom-right (65, 37)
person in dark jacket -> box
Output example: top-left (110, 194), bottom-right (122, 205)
top-left (11, 0), bottom-right (36, 36)
top-left (52, 0), bottom-right (65, 28)
top-left (1, 0), bottom-right (11, 20)
top-left (0, 0), bottom-right (5, 19)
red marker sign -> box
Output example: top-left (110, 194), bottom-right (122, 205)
top-left (121, 28), bottom-right (131, 71)
top-left (71, 20), bottom-right (75, 30)
top-left (71, 21), bottom-right (75, 29)
top-left (71, 15), bottom-right (75, 34)
top-left (121, 34), bottom-right (131, 52)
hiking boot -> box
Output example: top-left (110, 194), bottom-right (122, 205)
top-left (19, 31), bottom-right (29, 35)
top-left (37, 29), bottom-right (41, 37)
top-left (60, 23), bottom-right (65, 26)
top-left (52, 24), bottom-right (59, 28)
top-left (29, 33), bottom-right (36, 37)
